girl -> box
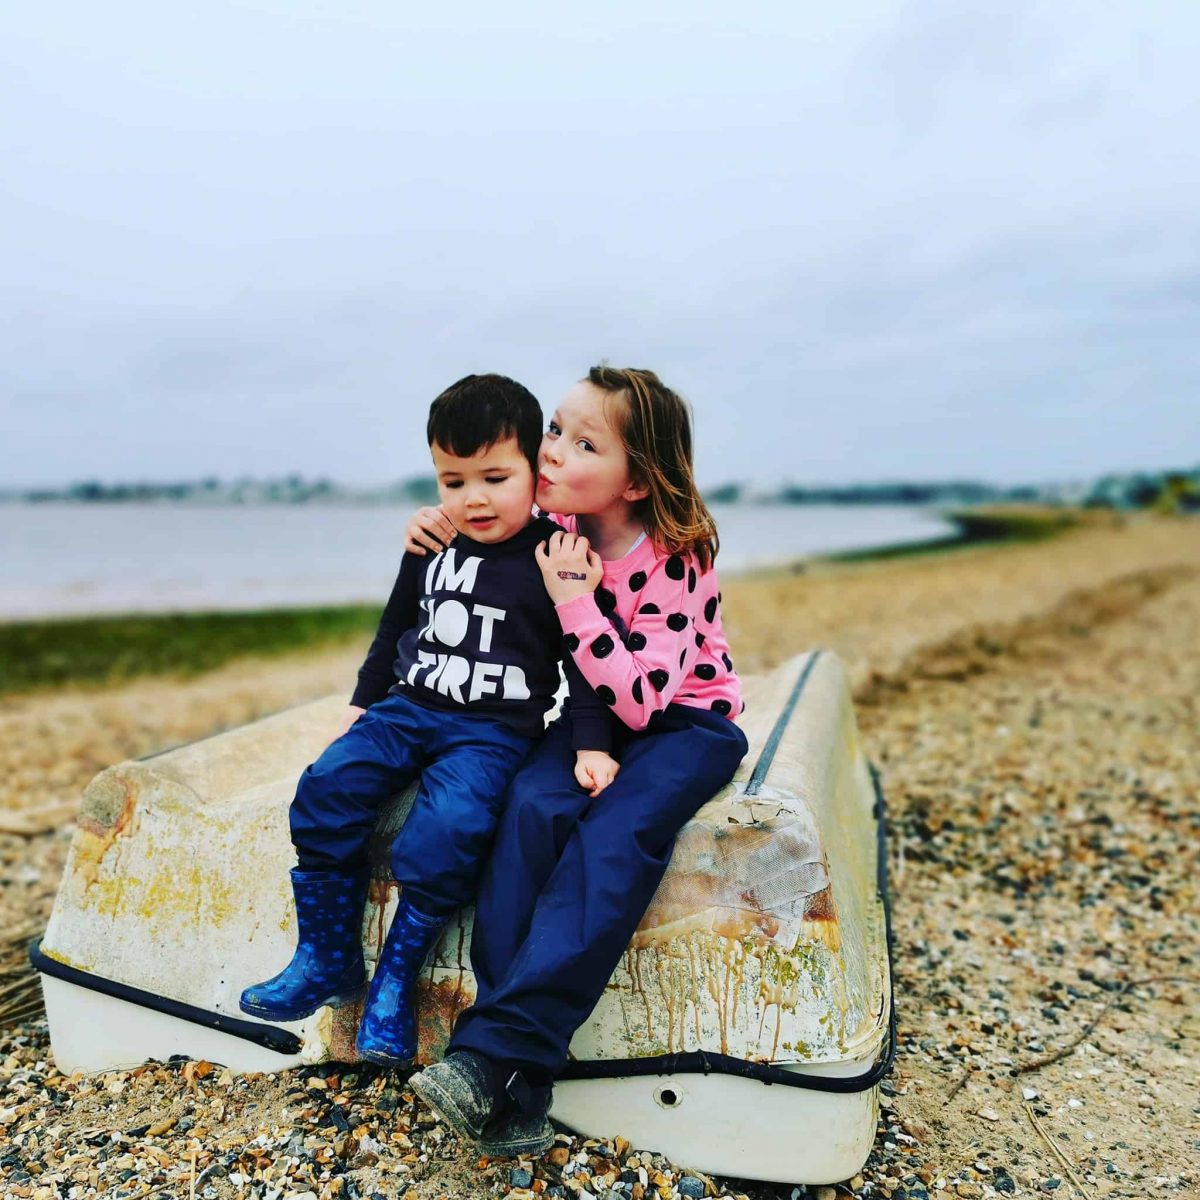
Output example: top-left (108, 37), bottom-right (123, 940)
top-left (404, 366), bottom-right (748, 1156)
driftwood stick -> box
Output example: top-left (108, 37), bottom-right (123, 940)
top-left (1024, 1102), bottom-right (1091, 1197)
top-left (1017, 974), bottom-right (1198, 1075)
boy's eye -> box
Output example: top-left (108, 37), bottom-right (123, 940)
top-left (444, 481), bottom-right (464, 489)
top-left (578, 439), bottom-right (595, 453)
top-left (485, 476), bottom-right (508, 485)
top-left (547, 421), bottom-right (561, 436)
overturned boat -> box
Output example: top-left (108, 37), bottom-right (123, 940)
top-left (32, 649), bottom-right (894, 1185)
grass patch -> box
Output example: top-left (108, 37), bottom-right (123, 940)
top-left (0, 605), bottom-right (380, 696)
top-left (823, 505), bottom-right (1088, 565)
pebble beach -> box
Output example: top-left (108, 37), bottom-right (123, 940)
top-left (1, 514), bottom-right (1198, 1199)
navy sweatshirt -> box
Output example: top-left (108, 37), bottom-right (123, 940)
top-left (351, 516), bottom-right (610, 751)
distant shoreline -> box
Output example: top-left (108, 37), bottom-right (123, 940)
top-left (0, 507), bottom-right (1085, 697)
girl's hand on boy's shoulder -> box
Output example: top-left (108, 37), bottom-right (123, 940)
top-left (537, 530), bottom-right (603, 604)
top-left (404, 506), bottom-right (458, 556)
top-left (575, 750), bottom-right (620, 798)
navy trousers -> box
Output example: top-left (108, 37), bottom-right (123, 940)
top-left (448, 703), bottom-right (748, 1074)
top-left (289, 693), bottom-right (534, 917)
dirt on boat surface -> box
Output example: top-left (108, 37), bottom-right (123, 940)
top-left (1, 515), bottom-right (1198, 1199)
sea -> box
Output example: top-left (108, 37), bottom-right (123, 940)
top-left (0, 503), bottom-right (957, 621)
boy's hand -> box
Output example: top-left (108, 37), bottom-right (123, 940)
top-left (328, 705), bottom-right (366, 747)
top-left (575, 750), bottom-right (620, 798)
top-left (404, 505), bottom-right (458, 555)
top-left (537, 531), bottom-right (603, 604)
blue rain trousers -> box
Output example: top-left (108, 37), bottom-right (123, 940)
top-left (448, 703), bottom-right (748, 1075)
top-left (289, 692), bottom-right (534, 917)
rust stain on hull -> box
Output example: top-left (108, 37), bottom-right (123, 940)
top-left (325, 974), bottom-right (476, 1064)
top-left (72, 771), bottom-right (139, 890)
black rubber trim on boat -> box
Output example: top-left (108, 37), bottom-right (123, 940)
top-left (559, 652), bottom-right (898, 1095)
top-left (28, 938), bottom-right (303, 1057)
top-left (25, 650), bottom-right (898, 1089)
top-left (743, 649), bottom-right (822, 797)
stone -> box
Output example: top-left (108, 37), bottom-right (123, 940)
top-left (678, 1178), bottom-right (706, 1199)
top-left (992, 1167), bottom-right (1016, 1195)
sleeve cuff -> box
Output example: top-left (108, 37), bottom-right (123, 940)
top-left (555, 593), bottom-right (607, 634)
top-left (350, 678), bottom-right (388, 709)
top-left (570, 710), bottom-right (612, 754)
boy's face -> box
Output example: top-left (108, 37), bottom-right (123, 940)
top-left (431, 435), bottom-right (536, 545)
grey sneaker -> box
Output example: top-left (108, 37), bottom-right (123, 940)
top-left (478, 1104), bottom-right (556, 1158)
top-left (410, 1051), bottom-right (496, 1140)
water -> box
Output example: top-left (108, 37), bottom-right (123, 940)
top-left (0, 502), bottom-right (956, 620)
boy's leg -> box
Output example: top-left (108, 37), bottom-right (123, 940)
top-left (289, 695), bottom-right (425, 869)
top-left (243, 695), bottom-right (428, 1021)
top-left (465, 717), bottom-right (589, 995)
top-left (387, 710), bottom-right (536, 917)
top-left (448, 707), bottom-right (748, 1076)
top-left (356, 711), bottom-right (533, 1065)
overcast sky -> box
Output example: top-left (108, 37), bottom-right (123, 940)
top-left (2, 1), bottom-right (1197, 489)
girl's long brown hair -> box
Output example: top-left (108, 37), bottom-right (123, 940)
top-left (587, 364), bottom-right (720, 569)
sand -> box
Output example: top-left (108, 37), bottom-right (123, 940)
top-left (1, 514), bottom-right (1198, 1198)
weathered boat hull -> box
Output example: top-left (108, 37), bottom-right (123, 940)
top-left (33, 650), bottom-right (892, 1185)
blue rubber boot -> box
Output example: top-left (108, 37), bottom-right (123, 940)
top-left (239, 868), bottom-right (369, 1021)
top-left (355, 893), bottom-right (446, 1066)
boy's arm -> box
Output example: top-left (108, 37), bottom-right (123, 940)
top-left (350, 552), bottom-right (424, 709)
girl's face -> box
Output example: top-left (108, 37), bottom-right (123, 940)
top-left (536, 381), bottom-right (645, 516)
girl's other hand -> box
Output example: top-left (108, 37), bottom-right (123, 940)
top-left (329, 705), bottom-right (366, 747)
top-left (575, 750), bottom-right (620, 798)
top-left (537, 531), bottom-right (603, 604)
top-left (404, 505), bottom-right (458, 555)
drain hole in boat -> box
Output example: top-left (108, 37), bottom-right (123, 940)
top-left (654, 1086), bottom-right (681, 1109)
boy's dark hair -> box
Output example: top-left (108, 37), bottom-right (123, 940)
top-left (426, 374), bottom-right (542, 472)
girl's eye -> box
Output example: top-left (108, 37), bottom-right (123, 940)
top-left (444, 481), bottom-right (464, 489)
top-left (485, 477), bottom-right (507, 485)
top-left (546, 421), bottom-right (561, 437)
top-left (578, 439), bottom-right (595, 453)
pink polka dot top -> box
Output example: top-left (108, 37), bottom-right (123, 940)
top-left (549, 514), bottom-right (744, 731)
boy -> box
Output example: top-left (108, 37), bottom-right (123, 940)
top-left (240, 374), bottom-right (617, 1067)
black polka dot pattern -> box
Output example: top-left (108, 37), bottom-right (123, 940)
top-left (629, 571), bottom-right (648, 592)
top-left (695, 632), bottom-right (706, 647)
top-left (665, 555), bottom-right (686, 580)
top-left (590, 633), bottom-right (615, 659)
top-left (721, 652), bottom-right (733, 671)
top-left (627, 631), bottom-right (647, 651)
top-left (695, 663), bottom-right (717, 681)
top-left (704, 597), bottom-right (718, 623)
top-left (666, 612), bottom-right (688, 631)
top-left (639, 603), bottom-right (660, 615)
top-left (595, 587), bottom-right (617, 615)
top-left (632, 677), bottom-right (644, 704)
top-left (596, 685), bottom-right (616, 706)
top-left (679, 650), bottom-right (687, 667)
top-left (563, 633), bottom-right (579, 652)
top-left (687, 567), bottom-right (697, 593)
top-left (711, 699), bottom-right (732, 716)
top-left (648, 669), bottom-right (670, 692)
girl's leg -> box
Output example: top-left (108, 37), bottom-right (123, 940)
top-left (466, 718), bottom-right (588, 995)
top-left (449, 707), bottom-right (748, 1075)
